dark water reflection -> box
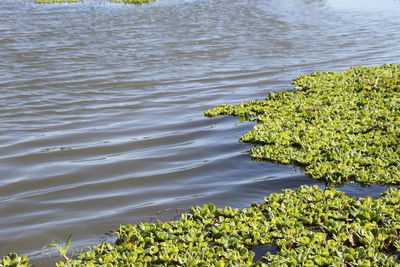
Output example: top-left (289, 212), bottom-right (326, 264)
top-left (0, 0), bottom-right (399, 262)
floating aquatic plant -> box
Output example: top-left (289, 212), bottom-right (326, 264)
top-left (33, 0), bottom-right (158, 5)
top-left (205, 64), bottom-right (400, 186)
top-left (2, 187), bottom-right (400, 265)
top-left (34, 0), bottom-right (82, 4)
top-left (0, 253), bottom-right (30, 267)
top-left (109, 0), bottom-right (158, 4)
top-left (2, 65), bottom-right (400, 265)
top-left (33, 185), bottom-right (398, 265)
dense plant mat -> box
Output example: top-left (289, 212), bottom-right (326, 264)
top-left (34, 0), bottom-right (81, 3)
top-left (0, 253), bottom-right (30, 267)
top-left (2, 185), bottom-right (400, 266)
top-left (2, 65), bottom-right (399, 266)
top-left (109, 0), bottom-right (157, 4)
top-left (33, 0), bottom-right (156, 4)
top-left (205, 64), bottom-right (400, 186)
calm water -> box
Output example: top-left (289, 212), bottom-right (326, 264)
top-left (1, 0), bottom-right (399, 263)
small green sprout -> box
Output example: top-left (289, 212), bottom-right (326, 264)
top-left (44, 234), bottom-right (72, 262)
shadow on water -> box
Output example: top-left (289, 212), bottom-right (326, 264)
top-left (251, 245), bottom-right (278, 263)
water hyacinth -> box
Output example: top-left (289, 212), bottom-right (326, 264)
top-left (3, 185), bottom-right (399, 266)
top-left (33, 0), bottom-right (157, 4)
top-left (109, 0), bottom-right (157, 4)
top-left (0, 253), bottom-right (30, 267)
top-left (205, 64), bottom-right (400, 186)
top-left (70, 186), bottom-right (400, 266)
top-left (34, 0), bottom-right (81, 3)
top-left (2, 65), bottom-right (400, 265)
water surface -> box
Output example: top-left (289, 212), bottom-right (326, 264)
top-left (0, 0), bottom-right (399, 262)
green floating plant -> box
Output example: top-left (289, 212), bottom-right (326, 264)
top-left (33, 0), bottom-right (158, 5)
top-left (3, 186), bottom-right (400, 265)
top-left (46, 185), bottom-right (399, 266)
top-left (0, 253), bottom-right (30, 267)
top-left (2, 65), bottom-right (400, 265)
top-left (34, 0), bottom-right (156, 5)
top-left (205, 64), bottom-right (400, 186)
top-left (34, 0), bottom-right (82, 4)
top-left (109, 0), bottom-right (158, 4)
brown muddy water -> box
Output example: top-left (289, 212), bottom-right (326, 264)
top-left (0, 0), bottom-right (399, 263)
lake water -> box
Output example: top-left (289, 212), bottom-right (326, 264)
top-left (0, 0), bottom-right (399, 263)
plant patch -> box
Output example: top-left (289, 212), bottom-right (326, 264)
top-left (205, 64), bottom-right (400, 186)
top-left (109, 0), bottom-right (158, 4)
top-left (2, 65), bottom-right (399, 266)
top-left (34, 0), bottom-right (81, 3)
top-left (0, 253), bottom-right (30, 267)
top-left (1, 185), bottom-right (396, 266)
top-left (33, 0), bottom-right (157, 4)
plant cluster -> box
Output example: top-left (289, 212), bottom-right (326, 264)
top-left (34, 0), bottom-right (81, 3)
top-left (109, 0), bottom-right (157, 4)
top-left (4, 185), bottom-right (399, 266)
top-left (2, 65), bottom-right (400, 265)
top-left (0, 253), bottom-right (30, 267)
top-left (33, 0), bottom-right (157, 4)
top-left (205, 64), bottom-right (400, 186)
